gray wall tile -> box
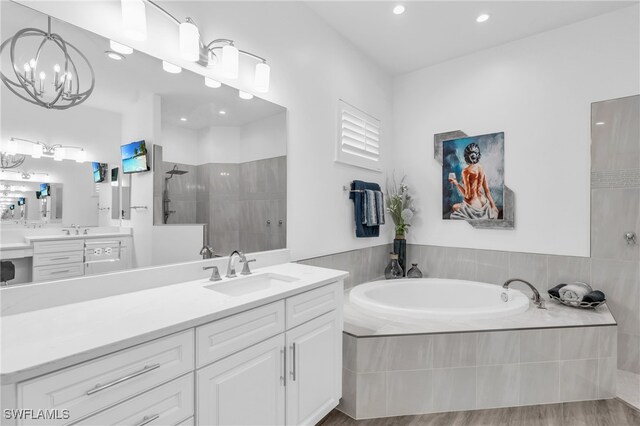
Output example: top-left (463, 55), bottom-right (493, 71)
top-left (591, 95), bottom-right (640, 172)
top-left (597, 357), bottom-right (617, 399)
top-left (433, 333), bottom-right (477, 368)
top-left (477, 331), bottom-right (520, 365)
top-left (356, 337), bottom-right (388, 373)
top-left (432, 367), bottom-right (476, 412)
top-left (618, 333), bottom-right (640, 374)
top-left (591, 188), bottom-right (640, 261)
top-left (356, 372), bottom-right (387, 418)
top-left (547, 255), bottom-right (591, 289)
top-left (559, 359), bottom-right (599, 401)
top-left (476, 250), bottom-right (509, 285)
top-left (519, 362), bottom-right (560, 405)
top-left (508, 252), bottom-right (548, 295)
top-left (387, 335), bottom-right (433, 371)
top-left (520, 329), bottom-right (561, 363)
top-left (477, 364), bottom-right (520, 408)
top-left (560, 327), bottom-right (599, 360)
top-left (386, 370), bottom-right (433, 416)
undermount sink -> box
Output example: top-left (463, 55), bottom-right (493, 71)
top-left (204, 273), bottom-right (299, 297)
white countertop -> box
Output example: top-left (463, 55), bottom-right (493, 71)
top-left (344, 289), bottom-right (617, 337)
top-left (0, 242), bottom-right (32, 250)
top-left (23, 231), bottom-right (132, 242)
top-left (0, 263), bottom-right (348, 384)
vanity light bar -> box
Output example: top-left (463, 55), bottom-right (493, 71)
top-left (120, 0), bottom-right (270, 92)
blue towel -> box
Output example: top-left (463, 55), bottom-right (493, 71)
top-left (350, 180), bottom-right (381, 237)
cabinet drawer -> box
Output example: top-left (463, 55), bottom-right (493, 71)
top-left (33, 240), bottom-right (84, 254)
top-left (286, 282), bottom-right (341, 329)
top-left (17, 331), bottom-right (194, 426)
top-left (74, 374), bottom-right (194, 426)
top-left (176, 417), bottom-right (194, 426)
top-left (33, 250), bottom-right (84, 267)
top-left (32, 263), bottom-right (84, 282)
top-left (196, 301), bottom-right (285, 368)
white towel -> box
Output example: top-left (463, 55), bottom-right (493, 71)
top-left (559, 282), bottom-right (593, 302)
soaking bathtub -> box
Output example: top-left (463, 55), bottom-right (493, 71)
top-left (349, 278), bottom-right (530, 321)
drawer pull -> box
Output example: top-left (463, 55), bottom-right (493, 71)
top-left (50, 269), bottom-right (71, 274)
top-left (280, 348), bottom-right (286, 386)
top-left (50, 257), bottom-right (70, 261)
top-left (86, 363), bottom-right (160, 395)
top-left (290, 343), bottom-right (296, 381)
top-left (135, 414), bottom-right (159, 426)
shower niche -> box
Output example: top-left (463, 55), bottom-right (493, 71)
top-left (152, 91), bottom-right (287, 255)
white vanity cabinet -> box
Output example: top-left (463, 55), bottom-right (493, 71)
top-left (31, 236), bottom-right (132, 282)
top-left (196, 282), bottom-right (342, 426)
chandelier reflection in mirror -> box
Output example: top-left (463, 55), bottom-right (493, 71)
top-left (0, 16), bottom-right (95, 110)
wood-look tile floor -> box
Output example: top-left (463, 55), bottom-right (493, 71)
top-left (319, 399), bottom-right (640, 426)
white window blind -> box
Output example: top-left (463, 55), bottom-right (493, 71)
top-left (336, 100), bottom-right (381, 172)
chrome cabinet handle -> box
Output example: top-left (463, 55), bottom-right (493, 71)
top-left (134, 414), bottom-right (159, 426)
top-left (50, 257), bottom-right (70, 261)
top-left (290, 343), bottom-right (296, 381)
top-left (84, 241), bottom-right (122, 246)
top-left (50, 269), bottom-right (70, 274)
top-left (86, 363), bottom-right (160, 395)
top-left (280, 348), bottom-right (286, 386)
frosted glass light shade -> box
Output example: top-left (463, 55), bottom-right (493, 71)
top-left (179, 21), bottom-right (200, 62)
top-left (53, 148), bottom-right (65, 161)
top-left (121, 0), bottom-right (147, 41)
top-left (205, 77), bottom-right (221, 88)
top-left (221, 45), bottom-right (239, 79)
top-left (5, 139), bottom-right (17, 155)
top-left (110, 40), bottom-right (133, 55)
top-left (32, 143), bottom-right (43, 158)
top-left (162, 61), bottom-right (182, 74)
top-left (254, 62), bottom-right (270, 93)
top-left (238, 91), bottom-right (253, 100)
top-left (75, 150), bottom-right (86, 163)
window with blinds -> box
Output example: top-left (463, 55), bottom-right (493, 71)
top-left (335, 100), bottom-right (381, 171)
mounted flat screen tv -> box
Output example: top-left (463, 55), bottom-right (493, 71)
top-left (121, 140), bottom-right (150, 174)
top-left (92, 162), bottom-right (107, 183)
top-left (17, 198), bottom-right (25, 206)
top-left (35, 191), bottom-right (42, 199)
top-left (111, 167), bottom-right (119, 183)
top-left (39, 183), bottom-right (50, 197)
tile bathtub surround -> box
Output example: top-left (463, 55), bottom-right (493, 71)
top-left (339, 325), bottom-right (617, 419)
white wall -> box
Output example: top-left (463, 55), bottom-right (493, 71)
top-left (160, 123), bottom-right (201, 166)
top-left (240, 112), bottom-right (287, 163)
top-left (15, 1), bottom-right (395, 261)
top-left (393, 6), bottom-right (640, 257)
top-left (197, 126), bottom-right (241, 164)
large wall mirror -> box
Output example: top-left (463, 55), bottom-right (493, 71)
top-left (0, 1), bottom-right (287, 286)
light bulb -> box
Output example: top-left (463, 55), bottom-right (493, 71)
top-left (162, 61), bottom-right (182, 74)
top-left (53, 147), bottom-right (65, 161)
top-left (106, 51), bottom-right (125, 61)
top-left (476, 14), bottom-right (490, 23)
top-left (109, 40), bottom-right (133, 55)
top-left (32, 143), bottom-right (43, 159)
top-left (5, 139), bottom-right (17, 156)
top-left (121, 0), bottom-right (147, 41)
top-left (29, 58), bottom-right (36, 69)
top-left (23, 63), bottom-right (30, 72)
top-left (221, 44), bottom-right (239, 79)
top-left (204, 77), bottom-right (221, 88)
top-left (179, 20), bottom-right (200, 62)
top-left (393, 5), bottom-right (406, 15)
top-left (53, 64), bottom-right (60, 72)
top-left (75, 150), bottom-right (86, 163)
top-left (238, 90), bottom-right (253, 100)
top-left (39, 71), bottom-right (46, 80)
top-left (254, 62), bottom-right (270, 93)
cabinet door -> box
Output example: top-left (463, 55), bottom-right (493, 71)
top-left (286, 311), bottom-right (341, 426)
top-left (85, 246), bottom-right (129, 275)
top-left (197, 334), bottom-right (285, 426)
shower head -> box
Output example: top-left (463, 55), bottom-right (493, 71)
top-left (166, 164), bottom-right (188, 176)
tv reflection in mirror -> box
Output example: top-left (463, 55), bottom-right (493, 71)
top-left (121, 140), bottom-right (150, 174)
top-left (39, 183), bottom-right (50, 197)
top-left (92, 162), bottom-right (108, 183)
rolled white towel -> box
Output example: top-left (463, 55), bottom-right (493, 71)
top-left (559, 282), bottom-right (593, 302)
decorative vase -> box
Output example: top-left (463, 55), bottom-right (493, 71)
top-left (407, 263), bottom-right (423, 278)
top-left (384, 252), bottom-right (403, 279)
top-left (393, 235), bottom-right (407, 277)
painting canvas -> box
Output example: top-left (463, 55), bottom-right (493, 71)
top-left (442, 132), bottom-right (504, 220)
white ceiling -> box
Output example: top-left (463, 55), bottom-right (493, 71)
top-left (1, 1), bottom-right (285, 130)
top-left (306, 1), bottom-right (638, 76)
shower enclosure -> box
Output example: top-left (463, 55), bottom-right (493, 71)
top-left (163, 164), bottom-right (188, 224)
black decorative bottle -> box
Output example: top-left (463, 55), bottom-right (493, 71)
top-left (384, 252), bottom-right (403, 279)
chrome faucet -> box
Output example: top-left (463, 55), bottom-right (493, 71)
top-left (199, 245), bottom-right (215, 259)
top-left (503, 278), bottom-right (546, 309)
top-left (240, 256), bottom-right (256, 275)
top-left (203, 266), bottom-right (221, 281)
top-left (226, 250), bottom-right (245, 278)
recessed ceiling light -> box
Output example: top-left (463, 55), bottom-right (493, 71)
top-left (162, 61), bottom-right (182, 74)
top-left (238, 91), bottom-right (254, 100)
top-left (105, 51), bottom-right (125, 61)
top-left (218, 110), bottom-right (227, 115)
top-left (476, 13), bottom-right (490, 23)
top-left (180, 117), bottom-right (187, 122)
top-left (595, 121), bottom-right (605, 126)
top-left (109, 40), bottom-right (133, 55)
top-left (393, 5), bottom-right (405, 15)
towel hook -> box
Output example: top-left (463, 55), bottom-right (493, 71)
top-left (624, 232), bottom-right (637, 245)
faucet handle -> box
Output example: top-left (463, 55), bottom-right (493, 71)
top-left (203, 266), bottom-right (221, 281)
top-left (240, 258), bottom-right (256, 275)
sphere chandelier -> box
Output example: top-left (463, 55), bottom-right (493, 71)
top-left (0, 16), bottom-right (94, 110)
